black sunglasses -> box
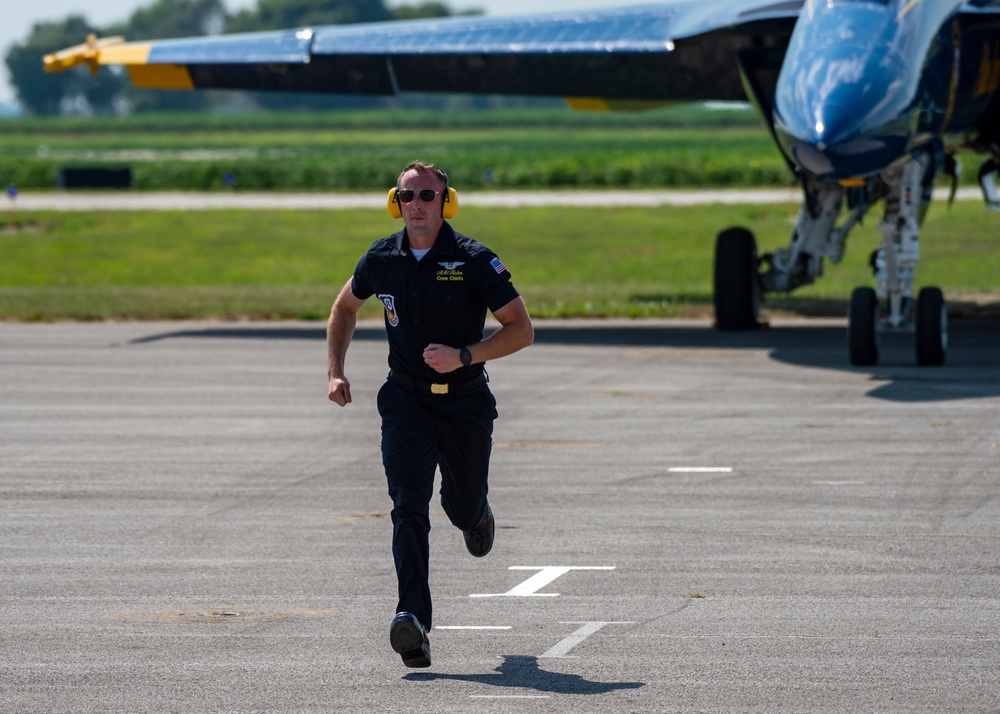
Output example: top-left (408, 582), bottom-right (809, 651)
top-left (396, 188), bottom-right (442, 203)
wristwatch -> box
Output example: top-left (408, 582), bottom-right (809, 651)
top-left (460, 346), bottom-right (473, 366)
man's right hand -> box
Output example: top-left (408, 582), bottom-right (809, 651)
top-left (328, 375), bottom-right (352, 406)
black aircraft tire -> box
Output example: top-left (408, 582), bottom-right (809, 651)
top-left (848, 286), bottom-right (879, 366)
top-left (714, 227), bottom-right (760, 330)
top-left (916, 286), bottom-right (947, 366)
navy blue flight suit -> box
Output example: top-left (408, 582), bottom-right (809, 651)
top-left (351, 221), bottom-right (520, 630)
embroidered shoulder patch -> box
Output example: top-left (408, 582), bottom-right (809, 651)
top-left (490, 257), bottom-right (507, 274)
top-left (377, 293), bottom-right (399, 327)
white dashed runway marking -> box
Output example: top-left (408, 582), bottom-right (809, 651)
top-left (540, 621), bottom-right (637, 659)
top-left (470, 566), bottom-right (617, 598)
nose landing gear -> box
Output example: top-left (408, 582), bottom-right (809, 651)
top-left (847, 161), bottom-right (946, 367)
top-left (915, 286), bottom-right (947, 366)
top-left (847, 284), bottom-right (947, 366)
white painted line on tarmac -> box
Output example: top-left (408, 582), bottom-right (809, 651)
top-left (540, 621), bottom-right (637, 659)
top-left (669, 467), bottom-right (734, 473)
top-left (470, 566), bottom-right (616, 598)
top-left (435, 626), bottom-right (511, 630)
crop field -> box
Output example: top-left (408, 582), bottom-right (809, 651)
top-left (1, 106), bottom-right (990, 192)
top-left (1, 106), bottom-right (789, 191)
top-left (1, 107), bottom-right (996, 322)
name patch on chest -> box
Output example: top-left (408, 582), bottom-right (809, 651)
top-left (437, 261), bottom-right (465, 282)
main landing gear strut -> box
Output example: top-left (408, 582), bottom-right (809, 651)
top-left (712, 157), bottom-right (947, 366)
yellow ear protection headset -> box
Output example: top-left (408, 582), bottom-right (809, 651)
top-left (386, 185), bottom-right (459, 220)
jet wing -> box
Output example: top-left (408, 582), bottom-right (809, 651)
top-left (43, 1), bottom-right (802, 104)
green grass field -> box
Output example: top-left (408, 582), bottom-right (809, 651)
top-left (2, 108), bottom-right (996, 322)
top-left (1, 200), bottom-right (996, 322)
top-left (0, 107), bottom-right (790, 191)
top-left (1, 107), bottom-right (990, 191)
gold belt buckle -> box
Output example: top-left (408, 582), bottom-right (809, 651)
top-left (430, 383), bottom-right (449, 395)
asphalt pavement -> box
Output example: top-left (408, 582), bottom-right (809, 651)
top-left (1, 318), bottom-right (998, 712)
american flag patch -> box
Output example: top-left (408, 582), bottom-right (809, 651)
top-left (490, 257), bottom-right (507, 274)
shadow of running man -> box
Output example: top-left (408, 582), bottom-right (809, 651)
top-left (404, 654), bottom-right (645, 695)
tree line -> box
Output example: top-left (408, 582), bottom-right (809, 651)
top-left (5, 0), bottom-right (480, 116)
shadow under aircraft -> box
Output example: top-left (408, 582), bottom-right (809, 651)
top-left (130, 317), bottom-right (1000, 404)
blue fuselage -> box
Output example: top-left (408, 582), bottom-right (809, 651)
top-left (773, 0), bottom-right (977, 180)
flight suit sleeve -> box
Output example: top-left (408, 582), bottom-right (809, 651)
top-left (476, 251), bottom-right (520, 312)
top-left (351, 251), bottom-right (376, 301)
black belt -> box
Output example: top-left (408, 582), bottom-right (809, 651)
top-left (388, 370), bottom-right (486, 397)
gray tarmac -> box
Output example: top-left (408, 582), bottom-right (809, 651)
top-left (1, 317), bottom-right (998, 713)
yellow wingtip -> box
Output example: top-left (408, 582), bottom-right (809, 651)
top-left (42, 35), bottom-right (131, 74)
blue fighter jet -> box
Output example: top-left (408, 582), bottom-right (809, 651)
top-left (44, 0), bottom-right (1000, 366)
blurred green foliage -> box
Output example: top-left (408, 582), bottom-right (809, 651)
top-left (3, 104), bottom-right (992, 192)
top-left (0, 105), bottom-right (796, 190)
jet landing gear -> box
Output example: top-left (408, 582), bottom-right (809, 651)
top-left (847, 162), bottom-right (947, 367)
top-left (713, 227), bottom-right (761, 330)
top-left (916, 286), bottom-right (947, 365)
top-left (848, 285), bottom-right (947, 366)
top-left (848, 286), bottom-right (879, 365)
top-left (713, 180), bottom-right (850, 331)
top-left (711, 159), bottom-right (947, 367)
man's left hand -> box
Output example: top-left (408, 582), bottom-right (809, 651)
top-left (423, 343), bottom-right (460, 373)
